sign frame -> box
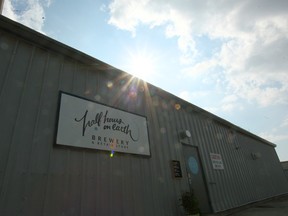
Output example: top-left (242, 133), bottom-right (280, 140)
top-left (55, 91), bottom-right (151, 156)
top-left (210, 153), bottom-right (224, 170)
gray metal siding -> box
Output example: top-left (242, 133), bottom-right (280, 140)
top-left (282, 162), bottom-right (288, 181)
top-left (1, 16), bottom-right (288, 215)
top-left (187, 117), bottom-right (288, 212)
top-left (0, 27), bottom-right (187, 215)
top-left (284, 170), bottom-right (288, 181)
top-left (158, 105), bottom-right (288, 213)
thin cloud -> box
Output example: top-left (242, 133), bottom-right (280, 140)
top-left (3, 0), bottom-right (51, 33)
top-left (280, 116), bottom-right (288, 128)
top-left (258, 115), bottom-right (288, 148)
top-left (107, 0), bottom-right (288, 107)
top-left (259, 132), bottom-right (288, 143)
top-left (221, 95), bottom-right (237, 112)
top-left (178, 90), bottom-right (210, 102)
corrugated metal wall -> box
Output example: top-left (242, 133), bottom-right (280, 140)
top-left (0, 17), bottom-right (190, 216)
top-left (284, 170), bottom-right (288, 181)
top-left (154, 98), bottom-right (288, 212)
top-left (282, 162), bottom-right (288, 181)
top-left (1, 16), bottom-right (288, 215)
top-left (191, 121), bottom-right (288, 212)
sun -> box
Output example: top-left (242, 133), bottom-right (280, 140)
top-left (125, 49), bottom-right (156, 81)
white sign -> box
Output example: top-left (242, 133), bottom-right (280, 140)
top-left (56, 92), bottom-right (150, 156)
top-left (210, 153), bottom-right (224, 170)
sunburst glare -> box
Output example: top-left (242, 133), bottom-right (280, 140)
top-left (124, 49), bottom-right (157, 82)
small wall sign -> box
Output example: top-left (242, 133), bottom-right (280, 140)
top-left (171, 160), bottom-right (182, 178)
top-left (210, 153), bottom-right (224, 170)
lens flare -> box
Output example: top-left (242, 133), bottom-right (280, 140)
top-left (110, 151), bottom-right (115, 158)
top-left (174, 103), bottom-right (181, 110)
top-left (107, 81), bottom-right (113, 88)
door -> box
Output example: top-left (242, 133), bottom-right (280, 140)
top-left (183, 145), bottom-right (211, 213)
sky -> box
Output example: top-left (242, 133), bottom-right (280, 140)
top-left (2, 0), bottom-right (288, 161)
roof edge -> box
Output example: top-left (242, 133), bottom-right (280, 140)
top-left (0, 15), bottom-right (116, 70)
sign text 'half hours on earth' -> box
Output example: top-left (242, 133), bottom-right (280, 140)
top-left (56, 92), bottom-right (150, 156)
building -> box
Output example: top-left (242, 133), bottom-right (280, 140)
top-left (282, 161), bottom-right (288, 181)
top-left (1, 15), bottom-right (288, 216)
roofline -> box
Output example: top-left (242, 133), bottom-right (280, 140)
top-left (0, 15), bottom-right (277, 148)
top-left (149, 86), bottom-right (277, 147)
top-left (0, 15), bottom-right (118, 70)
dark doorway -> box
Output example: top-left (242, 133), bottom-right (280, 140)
top-left (182, 145), bottom-right (212, 213)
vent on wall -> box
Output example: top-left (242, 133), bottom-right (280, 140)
top-left (179, 130), bottom-right (191, 139)
top-left (179, 130), bottom-right (191, 145)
